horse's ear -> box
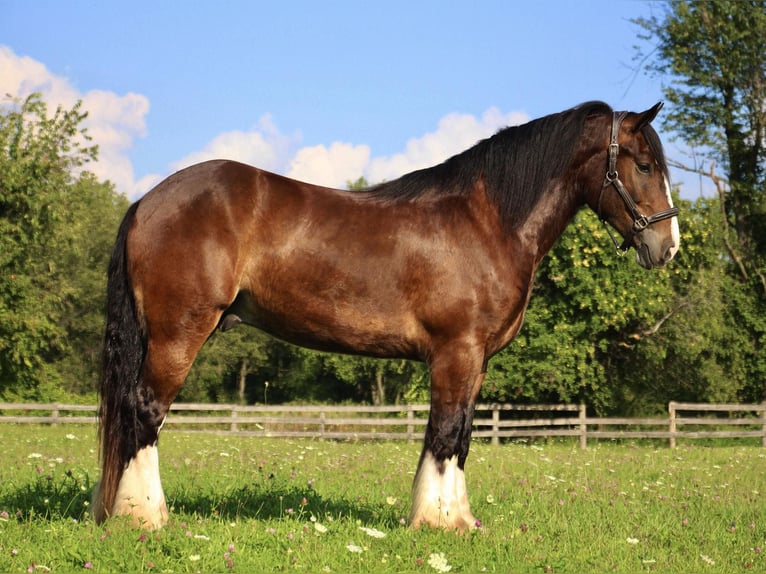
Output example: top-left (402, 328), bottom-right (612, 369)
top-left (632, 102), bottom-right (664, 133)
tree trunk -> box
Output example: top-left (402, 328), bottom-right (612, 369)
top-left (372, 366), bottom-right (385, 406)
top-left (238, 359), bottom-right (248, 405)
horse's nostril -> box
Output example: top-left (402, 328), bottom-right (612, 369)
top-left (663, 242), bottom-right (676, 263)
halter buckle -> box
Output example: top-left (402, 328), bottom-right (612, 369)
top-left (607, 142), bottom-right (619, 165)
top-left (632, 215), bottom-right (650, 233)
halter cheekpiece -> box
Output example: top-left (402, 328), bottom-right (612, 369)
top-left (598, 111), bottom-right (679, 253)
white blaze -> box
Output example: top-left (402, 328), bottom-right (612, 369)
top-left (665, 176), bottom-right (680, 260)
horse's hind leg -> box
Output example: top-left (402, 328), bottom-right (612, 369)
top-left (110, 311), bottom-right (221, 529)
top-left (410, 342), bottom-right (485, 531)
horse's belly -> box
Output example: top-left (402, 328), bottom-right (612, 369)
top-left (226, 287), bottom-right (425, 360)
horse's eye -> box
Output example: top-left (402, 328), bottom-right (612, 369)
top-left (636, 163), bottom-right (652, 175)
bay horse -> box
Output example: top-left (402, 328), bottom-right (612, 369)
top-left (94, 101), bottom-right (679, 531)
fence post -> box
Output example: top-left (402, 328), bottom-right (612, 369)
top-left (407, 406), bottom-right (414, 443)
top-left (668, 401), bottom-right (677, 449)
top-left (320, 410), bottom-right (326, 438)
top-left (578, 404), bottom-right (587, 449)
top-left (52, 405), bottom-right (60, 427)
top-left (231, 408), bottom-right (238, 433)
top-left (761, 401), bottom-right (766, 448)
top-left (491, 407), bottom-right (500, 446)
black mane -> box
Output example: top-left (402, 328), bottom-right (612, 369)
top-left (361, 101), bottom-right (613, 229)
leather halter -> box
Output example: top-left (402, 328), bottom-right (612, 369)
top-left (598, 111), bottom-right (679, 252)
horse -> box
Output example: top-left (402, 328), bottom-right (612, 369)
top-left (93, 101), bottom-right (679, 531)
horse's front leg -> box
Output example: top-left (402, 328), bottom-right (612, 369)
top-left (410, 344), bottom-right (485, 531)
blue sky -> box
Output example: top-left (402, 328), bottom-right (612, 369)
top-left (1, 1), bottom-right (705, 199)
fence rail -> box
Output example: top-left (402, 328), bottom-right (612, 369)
top-left (1, 401), bottom-right (764, 447)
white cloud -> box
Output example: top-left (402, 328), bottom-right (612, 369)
top-left (0, 45), bottom-right (531, 200)
top-left (171, 114), bottom-right (298, 175)
top-left (366, 108), bottom-right (529, 185)
top-left (0, 46), bottom-right (149, 198)
top-left (283, 108), bottom-right (528, 188)
top-left (0, 46), bottom-right (72, 102)
top-left (287, 141), bottom-right (371, 187)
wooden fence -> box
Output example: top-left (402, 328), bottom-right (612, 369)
top-left (0, 401), bottom-right (764, 448)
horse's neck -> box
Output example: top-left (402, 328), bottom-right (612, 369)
top-left (514, 179), bottom-right (584, 265)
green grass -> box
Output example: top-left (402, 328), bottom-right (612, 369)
top-left (1, 425), bottom-right (765, 573)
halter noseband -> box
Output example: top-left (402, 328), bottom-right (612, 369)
top-left (598, 111), bottom-right (679, 253)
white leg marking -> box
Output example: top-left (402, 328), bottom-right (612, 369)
top-left (410, 452), bottom-right (478, 530)
top-left (112, 442), bottom-right (168, 529)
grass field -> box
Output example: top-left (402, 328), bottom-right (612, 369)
top-left (1, 425), bottom-right (764, 573)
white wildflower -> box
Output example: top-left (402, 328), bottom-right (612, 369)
top-left (428, 552), bottom-right (452, 573)
top-left (346, 543), bottom-right (364, 553)
top-left (626, 537), bottom-right (639, 544)
top-left (359, 526), bottom-right (386, 538)
top-left (314, 522), bottom-right (328, 533)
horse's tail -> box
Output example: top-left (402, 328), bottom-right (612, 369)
top-left (94, 201), bottom-right (144, 524)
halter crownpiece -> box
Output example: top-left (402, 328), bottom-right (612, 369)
top-left (599, 111), bottom-right (679, 253)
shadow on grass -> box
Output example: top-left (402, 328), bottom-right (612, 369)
top-left (0, 470), bottom-right (93, 522)
top-left (167, 479), bottom-right (402, 527)
top-left (0, 472), bottom-right (402, 528)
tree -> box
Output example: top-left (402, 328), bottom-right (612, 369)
top-left (0, 94), bottom-right (98, 398)
top-left (634, 0), bottom-right (766, 291)
top-left (0, 94), bottom-right (128, 399)
top-left (632, 0), bottom-right (766, 404)
top-left (610, 195), bottom-right (766, 411)
top-left (183, 327), bottom-right (272, 404)
top-left (54, 174), bottom-right (129, 395)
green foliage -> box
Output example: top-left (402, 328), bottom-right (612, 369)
top-left (634, 0), bottom-right (766, 290)
top-left (630, 0), bottom-right (766, 408)
top-left (615, 195), bottom-right (766, 411)
top-left (0, 94), bottom-right (127, 400)
top-left (53, 175), bottom-right (129, 396)
top-left (183, 328), bottom-right (271, 404)
top-left (321, 354), bottom-right (428, 405)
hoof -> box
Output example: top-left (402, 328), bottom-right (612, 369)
top-left (96, 443), bottom-right (169, 529)
top-left (410, 512), bottom-right (481, 532)
top-left (410, 452), bottom-right (479, 532)
top-left (112, 496), bottom-right (169, 530)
